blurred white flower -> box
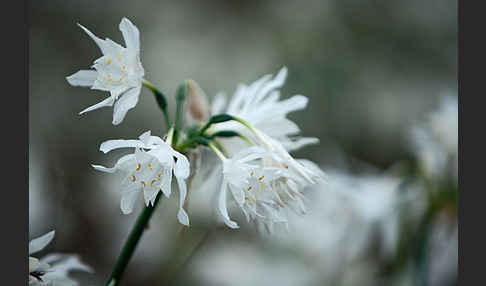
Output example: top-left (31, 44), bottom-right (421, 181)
top-left (92, 131), bottom-right (190, 225)
top-left (211, 66), bottom-right (318, 153)
top-left (29, 230), bottom-right (92, 286)
top-left (214, 146), bottom-right (322, 232)
top-left (66, 17), bottom-right (145, 125)
top-left (409, 93), bottom-right (458, 183)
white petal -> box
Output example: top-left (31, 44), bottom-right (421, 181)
top-left (77, 23), bottom-right (108, 55)
top-left (79, 96), bottom-right (115, 115)
top-left (283, 137), bottom-right (319, 152)
top-left (138, 131), bottom-right (151, 144)
top-left (276, 94), bottom-right (308, 115)
top-left (176, 176), bottom-right (190, 226)
top-left (173, 151), bottom-right (190, 179)
top-left (119, 17), bottom-right (140, 51)
top-left (218, 180), bottom-right (239, 228)
top-left (29, 230), bottom-right (55, 255)
top-left (100, 139), bottom-right (143, 153)
top-left (120, 190), bottom-right (140, 214)
top-left (251, 66), bottom-right (287, 106)
top-left (66, 70), bottom-right (97, 87)
top-left (112, 86), bottom-right (141, 125)
top-left (160, 168), bottom-right (172, 197)
top-left (91, 164), bottom-right (116, 173)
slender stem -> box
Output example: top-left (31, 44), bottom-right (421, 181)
top-left (105, 193), bottom-right (163, 286)
top-left (208, 142), bottom-right (227, 161)
top-left (142, 79), bottom-right (171, 128)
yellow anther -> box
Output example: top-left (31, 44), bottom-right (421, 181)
top-left (258, 175), bottom-right (264, 181)
top-left (247, 186), bottom-right (252, 191)
top-left (136, 163), bottom-right (141, 171)
top-left (250, 171), bottom-right (254, 176)
top-left (157, 173), bottom-right (161, 180)
top-left (141, 181), bottom-right (146, 188)
top-left (106, 58), bottom-right (112, 65)
top-left (150, 179), bottom-right (156, 187)
top-left (131, 175), bottom-right (136, 182)
top-left (245, 197), bottom-right (251, 201)
top-left (148, 163), bottom-right (153, 170)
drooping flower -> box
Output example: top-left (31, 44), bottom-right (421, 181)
top-left (210, 66), bottom-right (318, 152)
top-left (29, 230), bottom-right (92, 285)
top-left (66, 17), bottom-right (145, 125)
top-left (216, 146), bottom-right (316, 232)
top-left (92, 131), bottom-right (190, 225)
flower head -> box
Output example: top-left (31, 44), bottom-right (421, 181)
top-left (66, 17), bottom-right (145, 125)
top-left (92, 131), bottom-right (190, 225)
top-left (216, 146), bottom-right (317, 232)
top-left (211, 67), bottom-right (318, 152)
top-left (29, 230), bottom-right (92, 285)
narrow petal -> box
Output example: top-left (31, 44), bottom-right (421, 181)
top-left (119, 17), bottom-right (140, 51)
top-left (160, 168), bottom-right (172, 197)
top-left (66, 70), bottom-right (97, 87)
top-left (91, 164), bottom-right (117, 173)
top-left (120, 190), bottom-right (140, 214)
top-left (173, 151), bottom-right (190, 179)
top-left (79, 96), bottom-right (115, 115)
top-left (100, 139), bottom-right (143, 153)
top-left (41, 254), bottom-right (93, 273)
top-left (251, 66), bottom-right (288, 106)
top-left (176, 176), bottom-right (190, 226)
top-left (218, 180), bottom-right (239, 228)
top-left (112, 86), bottom-right (141, 125)
top-left (29, 230), bottom-right (55, 255)
top-left (77, 23), bottom-right (108, 55)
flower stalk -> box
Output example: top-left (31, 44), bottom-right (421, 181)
top-left (142, 79), bottom-right (170, 128)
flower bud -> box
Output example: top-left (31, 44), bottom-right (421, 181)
top-left (185, 79), bottom-right (210, 124)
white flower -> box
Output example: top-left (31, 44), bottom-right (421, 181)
top-left (409, 93), bottom-right (458, 183)
top-left (217, 147), bottom-right (313, 232)
top-left (92, 131), bottom-right (190, 225)
top-left (211, 66), bottom-right (319, 152)
top-left (29, 231), bottom-right (92, 286)
top-left (66, 17), bottom-right (145, 125)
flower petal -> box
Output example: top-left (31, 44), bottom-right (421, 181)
top-left (77, 23), bottom-right (108, 55)
top-left (218, 180), bottom-right (239, 228)
top-left (120, 190), bottom-right (140, 214)
top-left (176, 176), bottom-right (190, 226)
top-left (119, 17), bottom-right (140, 51)
top-left (29, 230), bottom-right (55, 255)
top-left (66, 70), bottom-right (97, 87)
top-left (112, 86), bottom-right (141, 125)
top-left (100, 139), bottom-right (143, 153)
top-left (173, 151), bottom-right (190, 179)
top-left (79, 96), bottom-right (115, 115)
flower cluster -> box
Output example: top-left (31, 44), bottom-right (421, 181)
top-left (60, 16), bottom-right (326, 285)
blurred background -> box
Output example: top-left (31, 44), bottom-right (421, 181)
top-left (29, 0), bottom-right (457, 285)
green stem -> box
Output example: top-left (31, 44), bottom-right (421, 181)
top-left (142, 79), bottom-right (170, 128)
top-left (208, 142), bottom-right (227, 161)
top-left (105, 193), bottom-right (163, 286)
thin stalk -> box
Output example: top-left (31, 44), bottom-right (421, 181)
top-left (142, 79), bottom-right (170, 128)
top-left (105, 193), bottom-right (163, 286)
top-left (208, 142), bottom-right (227, 161)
